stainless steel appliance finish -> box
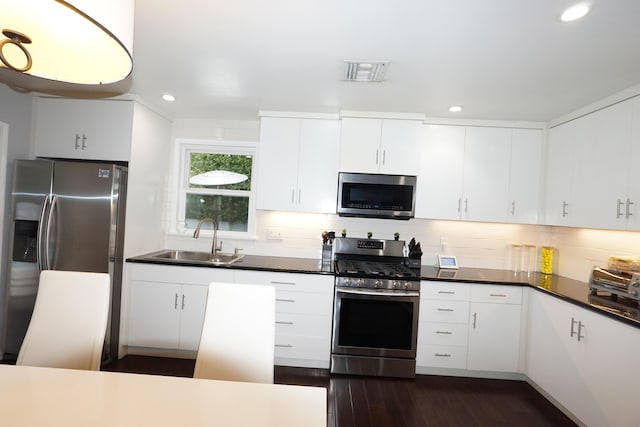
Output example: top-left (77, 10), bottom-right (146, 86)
top-left (590, 267), bottom-right (640, 301)
top-left (337, 172), bottom-right (417, 220)
top-left (2, 159), bottom-right (127, 363)
top-left (331, 237), bottom-right (420, 378)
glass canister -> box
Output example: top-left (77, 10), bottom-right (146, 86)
top-left (510, 244), bottom-right (522, 273)
top-left (541, 246), bottom-right (554, 274)
top-left (522, 244), bottom-right (537, 276)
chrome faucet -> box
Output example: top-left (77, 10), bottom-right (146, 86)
top-left (193, 217), bottom-right (221, 257)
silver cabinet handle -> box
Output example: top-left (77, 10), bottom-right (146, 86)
top-left (437, 291), bottom-right (455, 295)
top-left (489, 293), bottom-right (507, 297)
top-left (577, 321), bottom-right (585, 341)
top-left (275, 344), bottom-right (293, 348)
top-left (75, 133), bottom-right (80, 150)
top-left (511, 200), bottom-right (516, 215)
top-left (271, 281), bottom-right (296, 286)
top-left (382, 149), bottom-right (386, 165)
top-left (626, 198), bottom-right (634, 218)
top-left (435, 330), bottom-right (452, 335)
top-left (276, 298), bottom-right (295, 303)
top-left (465, 198), bottom-right (468, 213)
top-left (276, 321), bottom-right (294, 325)
top-left (437, 308), bottom-right (454, 312)
top-left (562, 201), bottom-right (569, 217)
top-left (472, 312), bottom-right (477, 329)
top-left (375, 149), bottom-right (379, 165)
top-left (181, 294), bottom-right (185, 310)
top-left (291, 189), bottom-right (295, 204)
top-left (570, 317), bottom-right (578, 338)
top-left (298, 189), bottom-right (301, 204)
top-left (174, 293), bottom-right (179, 310)
top-left (81, 134), bottom-right (87, 150)
top-left (434, 353), bottom-right (451, 358)
top-left (457, 198), bottom-right (461, 213)
top-left (617, 199), bottom-right (625, 218)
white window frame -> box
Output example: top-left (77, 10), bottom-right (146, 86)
top-left (173, 138), bottom-right (257, 239)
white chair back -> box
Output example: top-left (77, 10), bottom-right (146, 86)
top-left (194, 282), bottom-right (275, 383)
top-left (17, 270), bottom-right (110, 371)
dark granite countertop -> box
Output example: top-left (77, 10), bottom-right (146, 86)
top-left (127, 252), bottom-right (639, 328)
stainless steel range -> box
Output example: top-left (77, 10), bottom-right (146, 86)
top-left (331, 237), bottom-right (420, 378)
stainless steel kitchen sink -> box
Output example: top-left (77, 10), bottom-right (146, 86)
top-left (145, 250), bottom-right (244, 265)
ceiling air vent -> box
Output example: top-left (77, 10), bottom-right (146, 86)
top-left (344, 61), bottom-right (389, 82)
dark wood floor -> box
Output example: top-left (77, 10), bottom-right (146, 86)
top-left (103, 356), bottom-right (576, 427)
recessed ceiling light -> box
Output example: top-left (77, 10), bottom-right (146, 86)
top-left (344, 61), bottom-right (389, 82)
top-left (448, 105), bottom-right (463, 113)
top-left (162, 94), bottom-right (175, 102)
top-left (560, 3), bottom-right (591, 22)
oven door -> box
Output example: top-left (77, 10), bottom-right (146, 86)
top-left (331, 286), bottom-right (419, 359)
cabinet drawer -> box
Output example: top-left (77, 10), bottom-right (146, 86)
top-left (417, 345), bottom-right (468, 369)
top-left (275, 313), bottom-right (332, 338)
top-left (421, 281), bottom-right (470, 300)
top-left (276, 290), bottom-right (333, 316)
top-left (419, 322), bottom-right (468, 346)
top-left (234, 270), bottom-right (333, 294)
top-left (470, 285), bottom-right (522, 304)
top-left (274, 334), bottom-right (331, 361)
top-left (419, 300), bottom-right (470, 323)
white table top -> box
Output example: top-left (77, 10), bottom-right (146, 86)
top-left (0, 365), bottom-right (327, 427)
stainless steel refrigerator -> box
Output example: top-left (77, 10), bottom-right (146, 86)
top-left (2, 159), bottom-right (127, 364)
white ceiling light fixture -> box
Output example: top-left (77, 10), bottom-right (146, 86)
top-left (0, 0), bottom-right (134, 93)
top-left (449, 105), bottom-right (463, 113)
top-left (344, 61), bottom-right (389, 82)
top-left (560, 2), bottom-right (592, 22)
top-left (162, 94), bottom-right (176, 102)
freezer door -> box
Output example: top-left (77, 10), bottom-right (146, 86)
top-left (49, 162), bottom-right (117, 273)
top-left (3, 160), bottom-right (53, 356)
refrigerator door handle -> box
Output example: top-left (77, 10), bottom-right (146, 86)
top-left (43, 195), bottom-right (58, 270)
top-left (37, 195), bottom-right (51, 271)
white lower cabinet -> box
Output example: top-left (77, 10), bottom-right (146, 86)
top-left (125, 263), bottom-right (234, 353)
top-left (527, 290), bottom-right (637, 426)
top-left (417, 281), bottom-right (523, 375)
top-left (231, 270), bottom-right (334, 368)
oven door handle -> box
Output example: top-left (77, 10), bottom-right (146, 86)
top-left (336, 288), bottom-right (419, 298)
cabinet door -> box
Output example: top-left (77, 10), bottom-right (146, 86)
top-left (338, 118), bottom-right (382, 173)
top-left (627, 96), bottom-right (640, 230)
top-left (416, 125), bottom-right (465, 220)
top-left (379, 119), bottom-right (422, 175)
top-left (527, 292), bottom-right (590, 424)
top-left (572, 100), bottom-right (633, 229)
top-left (34, 98), bottom-right (133, 161)
top-left (297, 119), bottom-right (340, 213)
top-left (128, 281), bottom-right (181, 349)
top-left (508, 129), bottom-right (542, 224)
top-left (462, 127), bottom-right (512, 222)
top-left (177, 284), bottom-right (209, 351)
top-left (256, 117), bottom-right (300, 210)
top-left (467, 301), bottom-right (521, 372)
top-left (544, 121), bottom-right (577, 226)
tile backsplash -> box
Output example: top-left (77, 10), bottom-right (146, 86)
top-left (166, 210), bottom-right (640, 283)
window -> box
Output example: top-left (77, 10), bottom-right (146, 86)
top-left (175, 140), bottom-right (256, 236)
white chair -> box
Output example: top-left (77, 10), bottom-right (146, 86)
top-left (17, 270), bottom-right (110, 371)
top-left (194, 282), bottom-right (276, 383)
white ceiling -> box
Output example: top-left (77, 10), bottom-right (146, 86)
top-left (129, 0), bottom-right (640, 122)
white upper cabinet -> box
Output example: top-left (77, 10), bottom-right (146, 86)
top-left (508, 129), bottom-right (542, 224)
top-left (544, 98), bottom-right (637, 230)
top-left (416, 125), bottom-right (465, 220)
top-left (339, 118), bottom-right (422, 175)
top-left (417, 124), bottom-right (539, 224)
top-left (33, 98), bottom-right (134, 162)
top-left (257, 117), bottom-right (340, 213)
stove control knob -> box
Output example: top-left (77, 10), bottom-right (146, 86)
top-left (344, 278), bottom-right (352, 286)
top-left (356, 278), bottom-right (364, 286)
top-left (374, 280), bottom-right (382, 288)
top-left (632, 281), bottom-right (640, 288)
top-left (392, 280), bottom-right (401, 289)
top-left (404, 282), bottom-right (411, 290)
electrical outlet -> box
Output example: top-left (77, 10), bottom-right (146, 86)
top-left (440, 237), bottom-right (448, 253)
top-left (267, 228), bottom-right (282, 240)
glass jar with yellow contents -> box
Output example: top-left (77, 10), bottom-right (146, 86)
top-left (541, 246), bottom-right (554, 274)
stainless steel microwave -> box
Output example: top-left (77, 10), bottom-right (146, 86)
top-left (337, 172), bottom-right (417, 220)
